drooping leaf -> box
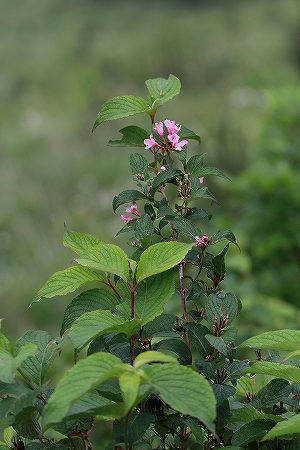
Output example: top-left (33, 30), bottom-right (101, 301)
top-left (135, 214), bottom-right (154, 240)
top-left (60, 287), bottom-right (121, 336)
top-left (144, 363), bottom-right (216, 429)
top-left (68, 309), bottom-right (141, 351)
top-left (113, 190), bottom-right (147, 212)
top-left (93, 95), bottom-right (150, 131)
top-left (262, 414), bottom-right (300, 441)
top-left (63, 229), bottom-right (101, 255)
top-left (108, 126), bottom-right (149, 148)
top-left (14, 331), bottom-right (60, 386)
top-left (42, 352), bottom-right (124, 428)
top-left (136, 241), bottom-right (193, 282)
top-left (119, 372), bottom-right (140, 413)
top-left (32, 266), bottom-right (104, 304)
top-left (145, 74), bottom-right (181, 107)
top-left (239, 329), bottom-right (300, 351)
top-left (245, 361), bottom-right (300, 383)
top-left (76, 243), bottom-right (129, 281)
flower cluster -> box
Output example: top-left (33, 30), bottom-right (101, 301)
top-left (194, 234), bottom-right (210, 249)
top-left (121, 203), bottom-right (140, 224)
top-left (144, 119), bottom-right (188, 152)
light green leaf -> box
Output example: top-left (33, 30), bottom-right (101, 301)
top-left (76, 243), bottom-right (129, 281)
top-left (32, 266), bottom-right (104, 304)
top-left (144, 363), bottom-right (216, 429)
top-left (14, 330), bottom-right (60, 386)
top-left (63, 229), bottom-right (102, 255)
top-left (0, 333), bottom-right (11, 353)
top-left (93, 95), bottom-right (150, 131)
top-left (0, 344), bottom-right (37, 383)
top-left (245, 361), bottom-right (300, 383)
top-left (145, 74), bottom-right (181, 107)
top-left (230, 405), bottom-right (284, 428)
top-left (262, 414), bottom-right (300, 441)
top-left (239, 329), bottom-right (300, 351)
top-left (136, 241), bottom-right (193, 282)
top-left (60, 287), bottom-right (121, 336)
top-left (134, 351), bottom-right (178, 369)
top-left (68, 309), bottom-right (141, 350)
top-left (284, 350), bottom-right (300, 361)
top-left (109, 126), bottom-right (149, 148)
top-left (42, 352), bottom-right (124, 429)
top-left (119, 371), bottom-right (140, 413)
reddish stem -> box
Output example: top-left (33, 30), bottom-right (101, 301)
top-left (130, 282), bottom-right (135, 365)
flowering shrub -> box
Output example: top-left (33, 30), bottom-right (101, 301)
top-left (0, 75), bottom-right (299, 449)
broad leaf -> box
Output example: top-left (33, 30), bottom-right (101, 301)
top-left (134, 351), bottom-right (178, 369)
top-left (0, 344), bottom-right (37, 383)
top-left (211, 229), bottom-right (239, 249)
top-left (93, 95), bottom-right (150, 131)
top-left (186, 154), bottom-right (205, 174)
top-left (113, 190), bottom-right (147, 212)
top-left (135, 214), bottom-right (154, 240)
top-left (188, 323), bottom-right (212, 358)
top-left (251, 378), bottom-right (291, 409)
top-left (63, 229), bottom-right (101, 255)
top-left (262, 414), bottom-right (300, 441)
top-left (179, 126), bottom-right (201, 143)
top-left (205, 334), bottom-right (230, 356)
top-left (14, 331), bottom-right (59, 386)
top-left (32, 266), bottom-right (104, 304)
top-left (13, 406), bottom-right (41, 439)
top-left (151, 169), bottom-right (179, 193)
top-left (145, 363), bottom-right (216, 429)
top-left (130, 153), bottom-right (149, 175)
top-left (76, 243), bottom-right (129, 281)
top-left (68, 309), bottom-right (141, 350)
top-left (119, 372), bottom-right (140, 413)
top-left (191, 166), bottom-right (230, 180)
top-left (145, 74), bottom-right (181, 106)
top-left (240, 329), bottom-right (300, 351)
top-left (136, 241), bottom-right (193, 282)
top-left (231, 420), bottom-right (276, 446)
top-left (42, 352), bottom-right (124, 428)
top-left (245, 361), bottom-right (300, 383)
top-left (154, 339), bottom-right (192, 365)
top-left (60, 287), bottom-right (121, 336)
top-left (109, 126), bottom-right (149, 148)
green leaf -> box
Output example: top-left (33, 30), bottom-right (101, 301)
top-left (93, 95), bottom-right (150, 131)
top-left (0, 333), bottom-right (11, 353)
top-left (42, 352), bottom-right (124, 428)
top-left (262, 415), bottom-right (300, 441)
top-left (109, 126), bottom-right (149, 148)
top-left (135, 271), bottom-right (175, 325)
top-left (113, 190), bottom-right (147, 212)
top-left (135, 214), bottom-right (154, 240)
top-left (151, 169), bottom-right (179, 193)
top-left (60, 287), bottom-right (121, 336)
top-left (212, 384), bottom-right (236, 405)
top-left (164, 215), bottom-right (200, 239)
top-left (205, 293), bottom-right (239, 330)
top-left (251, 378), bottom-right (291, 409)
top-left (179, 126), bottom-right (201, 143)
top-left (211, 229), bottom-right (239, 249)
top-left (76, 243), bottom-right (129, 281)
top-left (192, 166), bottom-right (230, 180)
top-left (187, 323), bottom-right (212, 358)
top-left (142, 314), bottom-right (177, 338)
top-left (245, 361), bottom-right (300, 383)
top-left (14, 331), bottom-right (59, 386)
top-left (130, 153), bottom-right (149, 175)
top-left (13, 406), bottom-right (41, 439)
top-left (145, 363), bottom-right (216, 429)
top-left (127, 411), bottom-right (154, 444)
top-left (63, 229), bottom-right (101, 255)
top-left (205, 334), bottom-right (229, 356)
top-left (154, 339), bottom-right (192, 365)
top-left (145, 74), bottom-right (181, 107)
top-left (186, 154), bottom-right (206, 175)
top-left (134, 351), bottom-right (178, 369)
top-left (119, 372), bottom-right (140, 413)
top-left (68, 309), bottom-right (141, 350)
top-left (230, 405), bottom-right (284, 428)
top-left (32, 266), bottom-right (104, 304)
top-left (284, 350), bottom-right (300, 361)
top-left (136, 241), bottom-right (193, 282)
top-left (231, 420), bottom-right (276, 446)
top-left (239, 329), bottom-right (300, 351)
top-left (0, 344), bottom-right (37, 383)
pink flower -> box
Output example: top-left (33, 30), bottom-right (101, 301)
top-left (199, 176), bottom-right (205, 184)
top-left (121, 214), bottom-right (133, 224)
top-left (195, 235), bottom-right (210, 249)
top-left (160, 165), bottom-right (167, 172)
top-left (174, 139), bottom-right (188, 151)
top-left (164, 119), bottom-right (181, 134)
top-left (125, 203), bottom-right (140, 217)
top-left (144, 134), bottom-right (159, 150)
top-left (155, 122), bottom-right (164, 137)
top-left (167, 133), bottom-right (180, 145)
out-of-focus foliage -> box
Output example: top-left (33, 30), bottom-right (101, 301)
top-left (1, 0), bottom-right (299, 341)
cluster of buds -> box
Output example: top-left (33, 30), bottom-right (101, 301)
top-left (121, 203), bottom-right (140, 224)
top-left (194, 234), bottom-right (210, 249)
top-left (144, 119), bottom-right (188, 154)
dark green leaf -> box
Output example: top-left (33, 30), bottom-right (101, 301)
top-left (211, 229), bottom-right (239, 249)
top-left (186, 155), bottom-right (206, 175)
top-left (188, 323), bottom-right (211, 357)
top-left (179, 126), bottom-right (201, 143)
top-left (212, 384), bottom-right (236, 404)
top-left (205, 334), bottom-right (230, 356)
top-left (113, 190), bottom-right (147, 213)
top-left (143, 314), bottom-right (177, 338)
top-left (231, 420), bottom-right (275, 446)
top-left (13, 406), bottom-right (41, 439)
top-left (151, 169), bottom-right (179, 193)
top-left (130, 153), bottom-right (149, 175)
top-left (135, 214), bottom-right (154, 240)
top-left (251, 378), bottom-right (291, 409)
top-left (154, 338), bottom-right (192, 365)
top-left (109, 126), bottom-right (149, 147)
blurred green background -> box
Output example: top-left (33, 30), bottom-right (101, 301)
top-left (1, 0), bottom-right (300, 343)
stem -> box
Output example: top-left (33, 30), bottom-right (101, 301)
top-left (179, 263), bottom-right (190, 349)
top-left (130, 281), bottom-right (135, 366)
